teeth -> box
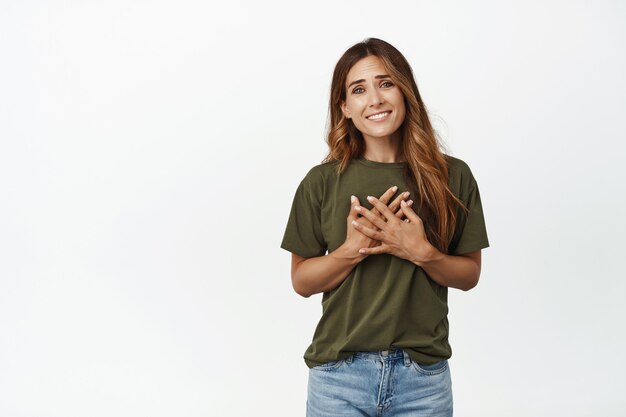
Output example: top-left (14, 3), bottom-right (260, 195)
top-left (367, 112), bottom-right (389, 120)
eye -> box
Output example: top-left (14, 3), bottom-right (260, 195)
top-left (352, 81), bottom-right (393, 94)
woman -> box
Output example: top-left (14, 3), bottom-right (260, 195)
top-left (280, 38), bottom-right (490, 417)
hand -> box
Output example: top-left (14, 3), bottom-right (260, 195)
top-left (351, 196), bottom-right (435, 265)
top-left (344, 186), bottom-right (413, 259)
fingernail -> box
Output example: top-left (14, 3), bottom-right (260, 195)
top-left (366, 196), bottom-right (373, 202)
top-left (404, 192), bottom-right (410, 197)
top-left (351, 195), bottom-right (356, 203)
top-left (401, 200), bottom-right (406, 206)
top-left (391, 186), bottom-right (398, 192)
top-left (355, 205), bottom-right (361, 211)
top-left (351, 220), bottom-right (358, 226)
top-left (408, 200), bottom-right (413, 205)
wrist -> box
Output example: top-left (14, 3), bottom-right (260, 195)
top-left (333, 243), bottom-right (367, 266)
top-left (413, 243), bottom-right (445, 266)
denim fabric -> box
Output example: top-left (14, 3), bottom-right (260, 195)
top-left (306, 349), bottom-right (453, 417)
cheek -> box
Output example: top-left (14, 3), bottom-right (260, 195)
top-left (352, 117), bottom-right (366, 130)
top-left (394, 104), bottom-right (407, 124)
top-left (397, 109), bottom-right (406, 123)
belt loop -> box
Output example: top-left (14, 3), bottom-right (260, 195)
top-left (402, 350), bottom-right (411, 367)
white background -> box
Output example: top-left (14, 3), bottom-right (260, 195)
top-left (1, 1), bottom-right (625, 416)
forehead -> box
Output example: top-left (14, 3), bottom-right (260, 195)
top-left (346, 56), bottom-right (386, 84)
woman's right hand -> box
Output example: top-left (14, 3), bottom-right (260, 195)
top-left (343, 186), bottom-right (413, 260)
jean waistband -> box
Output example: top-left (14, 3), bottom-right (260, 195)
top-left (353, 348), bottom-right (412, 365)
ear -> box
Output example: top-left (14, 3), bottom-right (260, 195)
top-left (340, 101), bottom-right (351, 119)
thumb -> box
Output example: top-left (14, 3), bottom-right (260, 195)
top-left (348, 195), bottom-right (358, 221)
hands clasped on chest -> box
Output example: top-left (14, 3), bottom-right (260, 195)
top-left (345, 185), bottom-right (437, 266)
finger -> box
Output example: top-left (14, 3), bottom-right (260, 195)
top-left (394, 198), bottom-right (413, 219)
top-left (401, 200), bottom-right (422, 223)
top-left (350, 218), bottom-right (382, 241)
top-left (355, 204), bottom-right (388, 231)
top-left (352, 196), bottom-right (376, 228)
top-left (348, 195), bottom-right (358, 222)
top-left (366, 196), bottom-right (396, 222)
top-left (388, 190), bottom-right (411, 215)
top-left (358, 244), bottom-right (388, 256)
top-left (371, 186), bottom-right (399, 217)
top-left (377, 185), bottom-right (399, 204)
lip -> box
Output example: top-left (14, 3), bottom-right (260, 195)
top-left (366, 111), bottom-right (391, 122)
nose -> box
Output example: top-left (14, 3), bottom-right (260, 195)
top-left (368, 88), bottom-right (385, 107)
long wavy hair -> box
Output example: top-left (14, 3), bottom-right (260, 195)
top-left (322, 37), bottom-right (468, 253)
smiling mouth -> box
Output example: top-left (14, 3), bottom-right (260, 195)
top-left (366, 111), bottom-right (391, 121)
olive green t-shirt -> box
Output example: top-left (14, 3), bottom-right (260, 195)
top-left (280, 155), bottom-right (490, 368)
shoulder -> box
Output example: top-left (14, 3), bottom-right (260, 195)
top-left (444, 154), bottom-right (472, 176)
top-left (301, 160), bottom-right (341, 185)
top-left (443, 154), bottom-right (479, 192)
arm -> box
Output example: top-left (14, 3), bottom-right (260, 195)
top-left (289, 186), bottom-right (412, 298)
top-left (418, 248), bottom-right (482, 291)
top-left (290, 244), bottom-right (365, 298)
top-left (350, 196), bottom-right (483, 292)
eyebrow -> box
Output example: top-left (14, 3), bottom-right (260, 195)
top-left (347, 74), bottom-right (391, 89)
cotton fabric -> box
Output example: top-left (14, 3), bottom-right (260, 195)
top-left (280, 156), bottom-right (490, 368)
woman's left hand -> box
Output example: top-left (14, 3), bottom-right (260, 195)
top-left (352, 196), bottom-right (436, 265)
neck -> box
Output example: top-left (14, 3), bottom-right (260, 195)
top-left (362, 131), bottom-right (405, 163)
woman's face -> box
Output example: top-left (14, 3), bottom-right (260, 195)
top-left (340, 55), bottom-right (406, 143)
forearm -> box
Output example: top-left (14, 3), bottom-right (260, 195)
top-left (415, 246), bottom-right (480, 291)
top-left (293, 244), bottom-right (365, 298)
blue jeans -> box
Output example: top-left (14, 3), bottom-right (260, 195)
top-left (306, 349), bottom-right (453, 417)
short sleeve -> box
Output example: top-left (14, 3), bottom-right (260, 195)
top-left (448, 163), bottom-right (490, 255)
top-left (280, 171), bottom-right (327, 258)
